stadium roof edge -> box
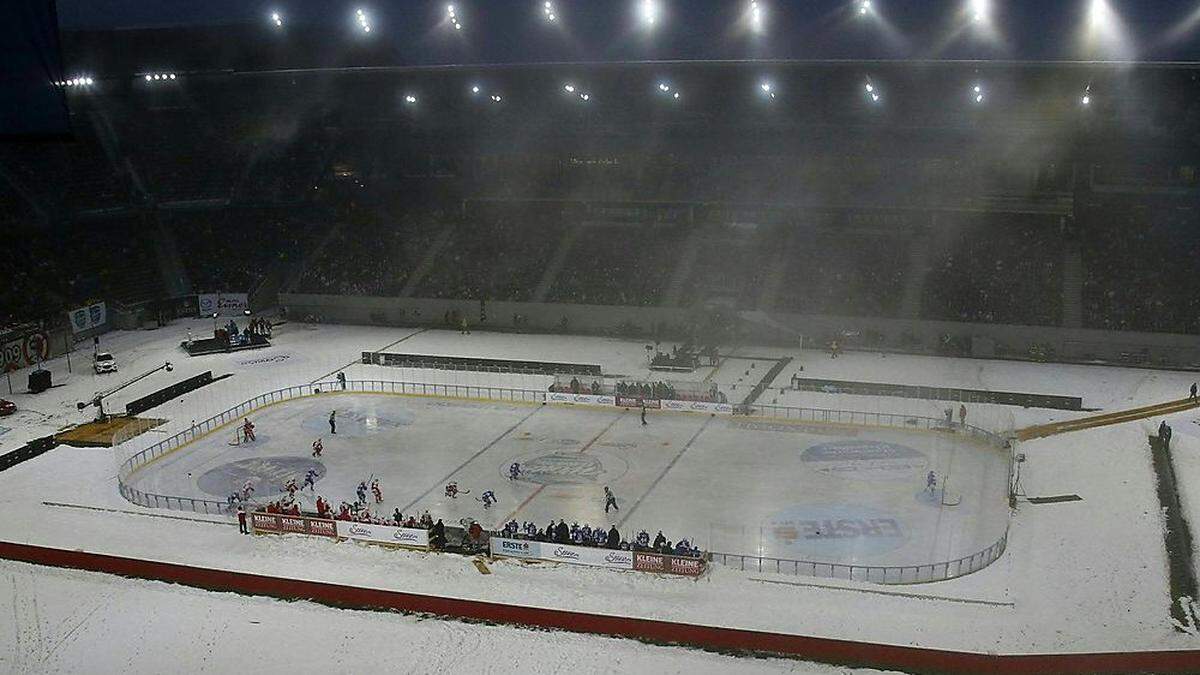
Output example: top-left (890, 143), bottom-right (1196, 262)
top-left (226, 57), bottom-right (1200, 79)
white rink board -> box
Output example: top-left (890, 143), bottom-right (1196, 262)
top-left (126, 392), bottom-right (1010, 569)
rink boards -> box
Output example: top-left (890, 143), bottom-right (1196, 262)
top-left (124, 392), bottom-right (1011, 570)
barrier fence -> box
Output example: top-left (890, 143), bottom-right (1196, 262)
top-left (114, 378), bottom-right (1012, 584)
top-left (709, 534), bottom-right (1007, 585)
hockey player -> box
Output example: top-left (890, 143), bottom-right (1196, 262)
top-left (445, 482), bottom-right (460, 499)
top-left (302, 468), bottom-right (319, 491)
top-left (283, 478), bottom-right (298, 496)
top-left (604, 486), bottom-right (619, 513)
top-left (227, 492), bottom-right (240, 509)
top-left (509, 462), bottom-right (522, 481)
top-left (926, 470), bottom-right (937, 495)
top-left (371, 478), bottom-right (383, 504)
top-left (311, 438), bottom-right (323, 457)
top-left (329, 410), bottom-right (337, 435)
top-left (480, 490), bottom-right (497, 509)
top-left (241, 479), bottom-right (255, 501)
top-left (242, 418), bottom-right (256, 443)
top-left (356, 481), bottom-right (368, 504)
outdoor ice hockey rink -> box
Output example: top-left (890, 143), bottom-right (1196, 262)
top-left (124, 389), bottom-right (1012, 571)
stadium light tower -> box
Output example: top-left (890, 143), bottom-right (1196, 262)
top-left (446, 4), bottom-right (463, 30)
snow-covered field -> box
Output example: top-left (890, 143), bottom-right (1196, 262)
top-left (1, 318), bottom-right (1198, 670)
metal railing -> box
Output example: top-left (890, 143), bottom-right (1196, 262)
top-left (708, 533), bottom-right (1007, 584)
top-left (741, 403), bottom-right (1009, 449)
top-left (116, 379), bottom-right (545, 514)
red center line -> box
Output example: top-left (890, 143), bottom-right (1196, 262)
top-left (497, 410), bottom-right (625, 526)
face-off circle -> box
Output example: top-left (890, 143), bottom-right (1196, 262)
top-left (197, 456), bottom-right (325, 497)
top-left (503, 450), bottom-right (630, 486)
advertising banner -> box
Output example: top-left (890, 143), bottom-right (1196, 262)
top-left (660, 400), bottom-right (734, 415)
top-left (489, 538), bottom-right (633, 570)
top-left (546, 392), bottom-right (616, 407)
top-left (1, 332), bottom-right (49, 373)
top-left (198, 293), bottom-right (250, 317)
top-left (632, 552), bottom-right (706, 576)
top-left (335, 520), bottom-right (430, 549)
top-left (251, 512), bottom-right (337, 538)
top-left (67, 302), bottom-right (107, 334)
top-left (616, 397), bottom-right (661, 409)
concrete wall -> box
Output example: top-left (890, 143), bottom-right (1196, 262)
top-left (280, 293), bottom-right (1200, 370)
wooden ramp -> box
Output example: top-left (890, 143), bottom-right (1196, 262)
top-left (1016, 397), bottom-right (1200, 441)
top-left (55, 416), bottom-right (166, 448)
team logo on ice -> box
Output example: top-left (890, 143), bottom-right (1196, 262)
top-left (801, 440), bottom-right (927, 481)
top-left (518, 453), bottom-right (607, 485)
top-left (197, 456), bottom-right (325, 497)
top-left (766, 504), bottom-right (909, 558)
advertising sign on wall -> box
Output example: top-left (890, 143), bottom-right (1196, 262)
top-left (198, 293), bottom-right (250, 317)
top-left (334, 520), bottom-right (430, 550)
top-left (251, 512), bottom-right (338, 538)
top-left (67, 302), bottom-right (107, 334)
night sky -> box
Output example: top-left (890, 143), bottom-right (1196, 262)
top-left (55, 0), bottom-right (1200, 64)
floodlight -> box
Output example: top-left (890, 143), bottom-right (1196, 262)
top-left (1081, 95), bottom-right (1091, 105)
top-left (864, 83), bottom-right (874, 92)
top-left (86, 77), bottom-right (94, 85)
top-left (471, 85), bottom-right (480, 94)
top-left (580, 93), bottom-right (590, 101)
top-left (640, 0), bottom-right (658, 26)
top-left (145, 75), bottom-right (152, 81)
top-left (564, 84), bottom-right (575, 93)
top-left (975, 93), bottom-right (984, 103)
top-left (859, 1), bottom-right (872, 16)
top-left (169, 73), bottom-right (176, 80)
top-left (271, 11), bottom-right (283, 27)
top-left (673, 92), bottom-right (680, 100)
top-left (969, 0), bottom-right (987, 23)
top-left (491, 94), bottom-right (502, 102)
top-left (405, 95), bottom-right (418, 104)
top-left (658, 82), bottom-right (670, 92)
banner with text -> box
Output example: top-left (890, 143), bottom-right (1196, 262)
top-left (616, 397), bottom-right (661, 410)
top-left (198, 293), bottom-right (250, 317)
top-left (546, 392), bottom-right (616, 407)
top-left (251, 512), bottom-right (338, 538)
top-left (335, 520), bottom-right (430, 550)
top-left (489, 538), bottom-right (633, 570)
top-left (1, 332), bottom-right (49, 373)
top-left (632, 551), bottom-right (707, 576)
top-left (659, 399), bottom-right (734, 415)
top-left (67, 302), bottom-right (107, 334)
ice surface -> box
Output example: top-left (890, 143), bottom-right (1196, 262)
top-left (128, 393), bottom-right (1010, 567)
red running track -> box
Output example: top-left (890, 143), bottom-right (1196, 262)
top-left (0, 541), bottom-right (1195, 674)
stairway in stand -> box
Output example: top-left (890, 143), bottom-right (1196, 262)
top-left (1060, 243), bottom-right (1084, 328)
top-left (898, 230), bottom-right (932, 319)
top-left (532, 226), bottom-right (580, 303)
top-left (400, 222), bottom-right (456, 298)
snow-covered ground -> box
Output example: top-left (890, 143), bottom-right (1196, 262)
top-left (1, 558), bottom-right (879, 675)
top-left (1, 318), bottom-right (1198, 668)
